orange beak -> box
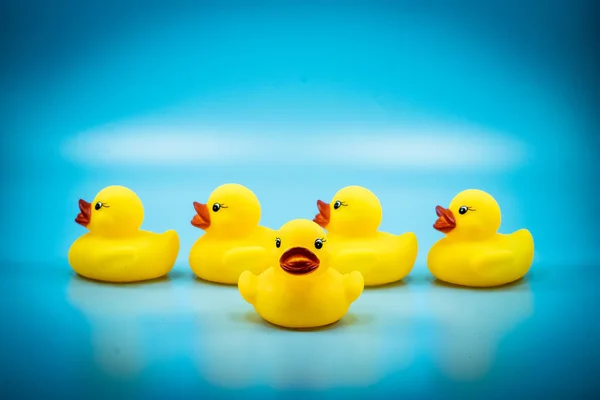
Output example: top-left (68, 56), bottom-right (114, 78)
top-left (433, 206), bottom-right (456, 233)
top-left (75, 199), bottom-right (91, 227)
top-left (313, 200), bottom-right (330, 228)
top-left (191, 202), bottom-right (211, 230)
top-left (279, 247), bottom-right (320, 275)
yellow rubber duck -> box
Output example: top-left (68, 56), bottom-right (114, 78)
top-left (189, 183), bottom-right (275, 284)
top-left (313, 185), bottom-right (418, 286)
top-left (428, 189), bottom-right (534, 287)
top-left (238, 219), bottom-right (364, 329)
top-left (68, 185), bottom-right (180, 283)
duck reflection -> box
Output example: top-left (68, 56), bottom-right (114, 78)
top-left (425, 278), bottom-right (533, 380)
top-left (66, 274), bottom-right (178, 378)
top-left (189, 279), bottom-right (416, 389)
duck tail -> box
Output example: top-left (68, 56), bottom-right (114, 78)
top-left (344, 271), bottom-right (365, 304)
top-left (238, 270), bottom-right (258, 305)
top-left (514, 229), bottom-right (534, 247)
top-left (396, 231), bottom-right (418, 260)
top-left (163, 229), bottom-right (181, 256)
top-left (514, 229), bottom-right (535, 268)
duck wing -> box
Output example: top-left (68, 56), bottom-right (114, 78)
top-left (471, 249), bottom-right (515, 278)
top-left (99, 246), bottom-right (139, 272)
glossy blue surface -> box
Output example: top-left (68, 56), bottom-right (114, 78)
top-left (2, 264), bottom-right (599, 398)
top-left (1, 0), bottom-right (598, 398)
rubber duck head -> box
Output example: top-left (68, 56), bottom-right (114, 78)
top-left (191, 183), bottom-right (261, 237)
top-left (275, 219), bottom-right (331, 279)
top-left (314, 185), bottom-right (382, 236)
top-left (75, 185), bottom-right (144, 236)
top-left (434, 189), bottom-right (501, 240)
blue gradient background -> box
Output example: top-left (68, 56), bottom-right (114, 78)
top-left (1, 0), bottom-right (598, 398)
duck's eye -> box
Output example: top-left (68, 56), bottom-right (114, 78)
top-left (212, 203), bottom-right (221, 212)
top-left (458, 206), bottom-right (469, 215)
top-left (275, 238), bottom-right (281, 248)
top-left (94, 202), bottom-right (103, 211)
top-left (314, 238), bottom-right (324, 250)
top-left (333, 200), bottom-right (342, 210)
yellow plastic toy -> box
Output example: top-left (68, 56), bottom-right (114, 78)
top-left (68, 185), bottom-right (180, 283)
top-left (238, 219), bottom-right (364, 329)
top-left (428, 189), bottom-right (534, 287)
top-left (189, 183), bottom-right (275, 284)
top-left (313, 185), bottom-right (418, 286)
